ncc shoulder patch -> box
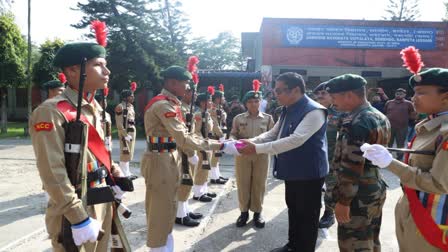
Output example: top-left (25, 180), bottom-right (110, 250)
top-left (34, 122), bottom-right (54, 132)
top-left (165, 112), bottom-right (177, 118)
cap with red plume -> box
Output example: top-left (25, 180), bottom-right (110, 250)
top-left (207, 86), bottom-right (215, 96)
top-left (252, 79), bottom-right (261, 92)
top-left (58, 72), bottom-right (67, 84)
top-left (130, 82), bottom-right (137, 93)
top-left (187, 56), bottom-right (200, 86)
top-left (400, 46), bottom-right (424, 82)
top-left (91, 20), bottom-right (107, 47)
top-left (242, 79), bottom-right (263, 103)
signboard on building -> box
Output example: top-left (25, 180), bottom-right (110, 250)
top-left (282, 24), bottom-right (436, 50)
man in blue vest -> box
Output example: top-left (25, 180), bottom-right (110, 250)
top-left (240, 72), bottom-right (329, 252)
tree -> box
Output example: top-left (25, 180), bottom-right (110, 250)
top-left (191, 32), bottom-right (246, 70)
top-left (383, 0), bottom-right (420, 21)
top-left (32, 39), bottom-right (64, 89)
top-left (0, 13), bottom-right (27, 134)
top-left (72, 0), bottom-right (179, 93)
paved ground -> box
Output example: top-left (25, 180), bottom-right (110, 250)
top-left (0, 138), bottom-right (401, 251)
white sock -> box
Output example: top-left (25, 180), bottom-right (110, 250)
top-left (120, 161), bottom-right (130, 176)
top-left (176, 201), bottom-right (188, 218)
top-left (210, 167), bottom-right (220, 180)
top-left (193, 183), bottom-right (208, 197)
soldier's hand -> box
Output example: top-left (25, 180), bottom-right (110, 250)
top-left (360, 143), bottom-right (393, 168)
top-left (239, 139), bottom-right (256, 155)
top-left (71, 217), bottom-right (101, 245)
top-left (188, 154), bottom-right (199, 165)
top-left (125, 134), bottom-right (133, 142)
top-left (335, 203), bottom-right (351, 224)
top-left (222, 141), bottom-right (241, 156)
top-left (112, 185), bottom-right (126, 200)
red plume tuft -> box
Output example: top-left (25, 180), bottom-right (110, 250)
top-left (104, 87), bottom-right (109, 97)
top-left (207, 86), bottom-right (215, 96)
top-left (187, 56), bottom-right (199, 73)
top-left (130, 82), bottom-right (137, 92)
top-left (58, 72), bottom-right (67, 83)
top-left (219, 84), bottom-right (224, 92)
top-left (252, 79), bottom-right (261, 92)
top-left (400, 46), bottom-right (424, 75)
top-left (192, 73), bottom-right (199, 85)
top-left (90, 20), bottom-right (107, 47)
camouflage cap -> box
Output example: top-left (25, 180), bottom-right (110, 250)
top-left (325, 74), bottom-right (367, 94)
top-left (53, 42), bottom-right (106, 68)
top-left (161, 66), bottom-right (192, 81)
top-left (409, 68), bottom-right (448, 88)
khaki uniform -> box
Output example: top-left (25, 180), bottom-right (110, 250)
top-left (115, 102), bottom-right (136, 162)
top-left (177, 101), bottom-right (196, 202)
top-left (141, 89), bottom-right (222, 247)
top-left (209, 106), bottom-right (226, 168)
top-left (30, 87), bottom-right (119, 252)
top-left (387, 114), bottom-right (448, 252)
top-left (192, 110), bottom-right (214, 186)
top-left (230, 111), bottom-right (274, 212)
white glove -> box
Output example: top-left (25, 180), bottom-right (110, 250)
top-left (112, 185), bottom-right (125, 200)
top-left (188, 154), bottom-right (199, 165)
top-left (71, 217), bottom-right (101, 246)
top-left (222, 142), bottom-right (241, 156)
top-left (219, 137), bottom-right (226, 142)
top-left (124, 134), bottom-right (132, 142)
top-left (360, 143), bottom-right (393, 168)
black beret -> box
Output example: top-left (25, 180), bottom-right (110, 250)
top-left (325, 74), bottom-right (367, 94)
top-left (313, 81), bottom-right (328, 93)
top-left (409, 68), bottom-right (448, 88)
top-left (53, 42), bottom-right (106, 68)
top-left (161, 66), bottom-right (192, 81)
top-left (43, 80), bottom-right (64, 90)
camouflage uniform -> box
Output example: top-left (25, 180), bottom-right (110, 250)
top-left (331, 103), bottom-right (390, 252)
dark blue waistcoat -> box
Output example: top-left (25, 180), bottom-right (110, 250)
top-left (273, 95), bottom-right (329, 181)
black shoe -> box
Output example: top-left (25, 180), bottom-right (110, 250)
top-left (318, 210), bottom-right (335, 229)
top-left (219, 176), bottom-right (229, 181)
top-left (129, 174), bottom-right (138, 180)
top-left (270, 244), bottom-right (294, 252)
top-left (236, 212), bottom-right (249, 227)
top-left (175, 216), bottom-right (200, 227)
top-left (193, 195), bottom-right (213, 202)
top-left (253, 212), bottom-right (265, 228)
top-left (206, 192), bottom-right (217, 198)
top-left (210, 178), bottom-right (227, 184)
top-left (188, 212), bottom-right (203, 219)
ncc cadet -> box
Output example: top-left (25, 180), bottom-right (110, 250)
top-left (43, 73), bottom-right (66, 99)
top-left (30, 22), bottom-right (125, 251)
top-left (191, 87), bottom-right (217, 202)
top-left (313, 82), bottom-right (346, 229)
top-left (209, 85), bottom-right (229, 184)
top-left (230, 79), bottom-right (274, 228)
top-left (362, 47), bottom-right (448, 251)
top-left (141, 66), bottom-right (238, 251)
top-left (115, 83), bottom-right (137, 178)
top-left (175, 82), bottom-right (203, 227)
top-left (325, 74), bottom-right (390, 252)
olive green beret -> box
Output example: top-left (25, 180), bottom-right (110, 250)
top-left (43, 80), bottom-right (64, 90)
top-left (325, 74), bottom-right (367, 94)
top-left (313, 81), bottom-right (328, 93)
top-left (53, 42), bottom-right (106, 68)
top-left (409, 68), bottom-right (448, 88)
top-left (242, 91), bottom-right (262, 103)
top-left (213, 91), bottom-right (224, 99)
top-left (161, 66), bottom-right (192, 81)
top-left (196, 92), bottom-right (211, 102)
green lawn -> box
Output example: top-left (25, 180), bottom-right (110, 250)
top-left (0, 121), bottom-right (29, 139)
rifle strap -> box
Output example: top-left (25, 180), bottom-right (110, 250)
top-left (144, 94), bottom-right (178, 112)
top-left (57, 101), bottom-right (112, 173)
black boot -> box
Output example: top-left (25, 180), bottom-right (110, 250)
top-left (188, 212), bottom-right (203, 219)
top-left (206, 192), bottom-right (217, 198)
top-left (210, 178), bottom-right (227, 184)
top-left (253, 212), bottom-right (265, 228)
top-left (318, 209), bottom-right (335, 229)
top-left (175, 216), bottom-right (200, 227)
top-left (219, 176), bottom-right (229, 181)
top-left (193, 194), bottom-right (212, 202)
top-left (270, 244), bottom-right (295, 252)
top-left (236, 212), bottom-right (249, 227)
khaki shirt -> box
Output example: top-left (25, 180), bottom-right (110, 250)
top-left (144, 89), bottom-right (222, 153)
top-left (193, 110), bottom-right (214, 139)
top-left (209, 106), bottom-right (226, 138)
top-left (115, 102), bottom-right (135, 138)
top-left (179, 101), bottom-right (195, 156)
top-left (388, 113), bottom-right (448, 194)
top-left (230, 111), bottom-right (274, 139)
top-left (30, 86), bottom-right (120, 225)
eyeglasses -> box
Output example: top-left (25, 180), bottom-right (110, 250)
top-left (274, 87), bottom-right (290, 95)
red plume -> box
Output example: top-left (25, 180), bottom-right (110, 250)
top-left (207, 86), bottom-right (215, 96)
top-left (253, 79), bottom-right (261, 92)
top-left (187, 56), bottom-right (199, 73)
top-left (90, 20), bottom-right (107, 47)
top-left (130, 82), bottom-right (137, 92)
top-left (58, 72), bottom-right (66, 83)
top-left (192, 73), bottom-right (199, 85)
top-left (400, 46), bottom-right (424, 75)
top-left (104, 87), bottom-right (109, 97)
top-left (219, 84), bottom-right (224, 92)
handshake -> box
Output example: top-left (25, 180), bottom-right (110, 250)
top-left (220, 140), bottom-right (256, 156)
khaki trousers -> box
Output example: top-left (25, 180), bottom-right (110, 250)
top-left (141, 151), bottom-right (180, 248)
top-left (177, 161), bottom-right (195, 202)
top-left (194, 151), bottom-right (210, 186)
top-left (47, 202), bottom-right (112, 252)
top-left (119, 127), bottom-right (136, 162)
top-left (235, 154), bottom-right (269, 213)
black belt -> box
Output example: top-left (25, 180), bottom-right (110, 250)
top-left (87, 166), bottom-right (108, 184)
top-left (148, 142), bottom-right (177, 152)
top-left (127, 128), bottom-right (135, 133)
top-left (128, 121), bottom-right (135, 126)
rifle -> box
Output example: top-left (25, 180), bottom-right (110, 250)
top-left (101, 88), bottom-right (132, 252)
top-left (180, 85), bottom-right (196, 185)
top-left (200, 106), bottom-right (211, 170)
top-left (58, 58), bottom-right (104, 251)
top-left (121, 99), bottom-right (130, 156)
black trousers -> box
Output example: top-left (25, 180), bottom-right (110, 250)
top-left (285, 177), bottom-right (325, 252)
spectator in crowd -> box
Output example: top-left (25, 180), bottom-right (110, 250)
top-left (384, 88), bottom-right (416, 160)
top-left (260, 91), bottom-right (274, 113)
top-left (371, 94), bottom-right (386, 114)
